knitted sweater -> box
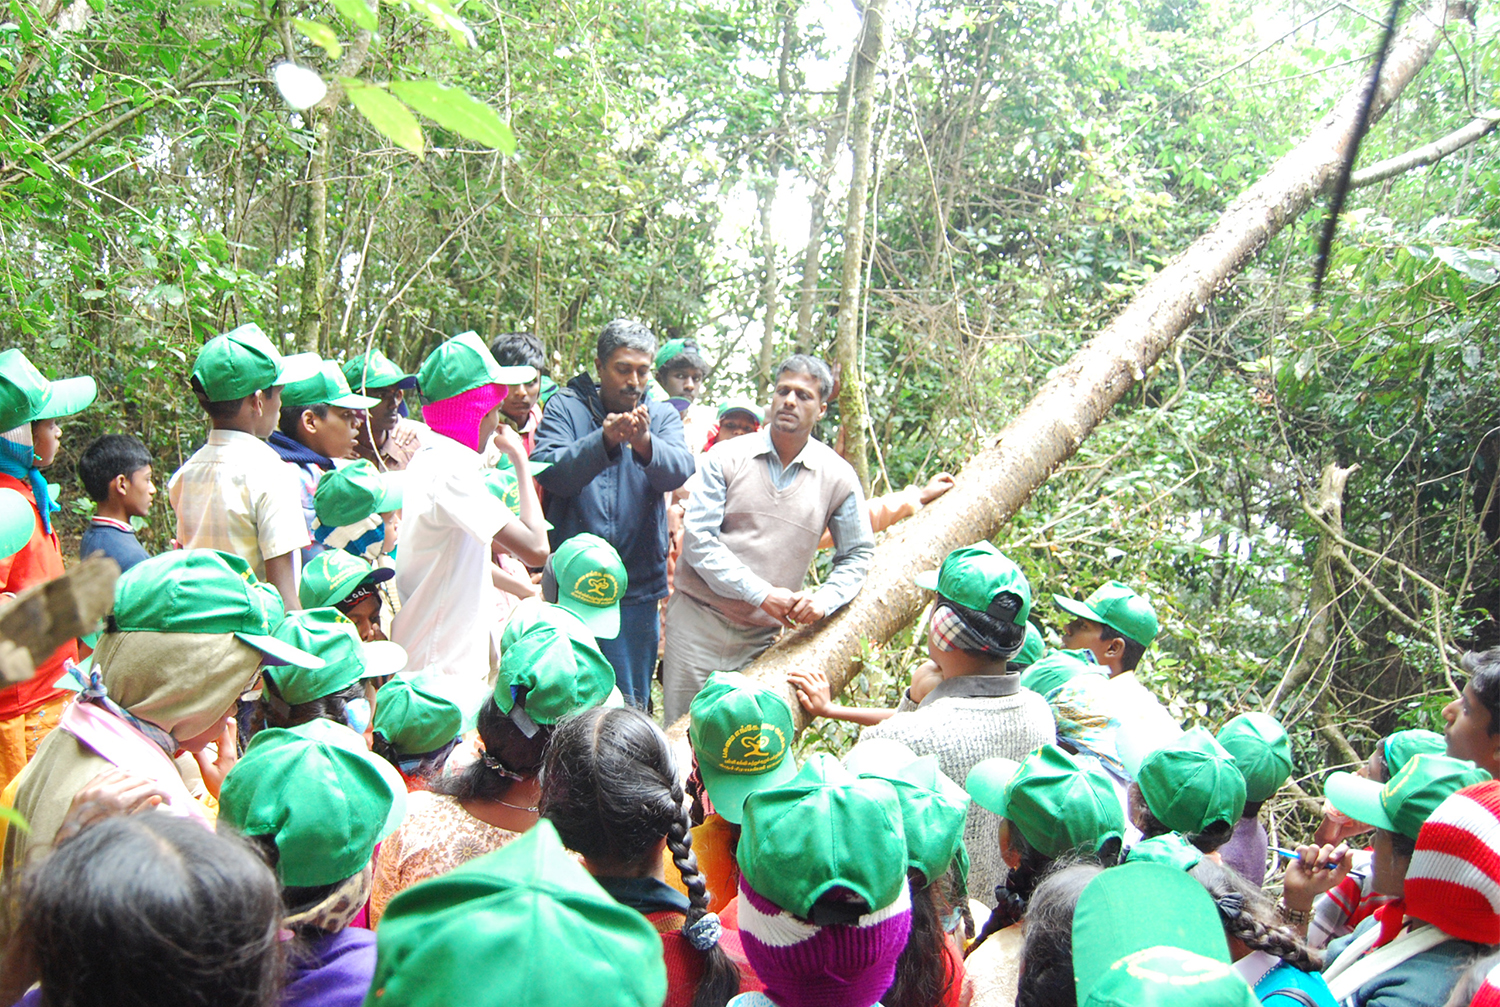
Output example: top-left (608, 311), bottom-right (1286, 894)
top-left (859, 684), bottom-right (1056, 908)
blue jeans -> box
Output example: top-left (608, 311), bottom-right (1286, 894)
top-left (597, 599), bottom-right (661, 711)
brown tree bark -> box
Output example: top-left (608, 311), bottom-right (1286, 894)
top-left (665, 0), bottom-right (1472, 739)
top-left (832, 0), bottom-right (886, 493)
top-left (297, 31), bottom-right (372, 353)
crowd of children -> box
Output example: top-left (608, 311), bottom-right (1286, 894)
top-left (0, 323), bottom-right (1496, 1007)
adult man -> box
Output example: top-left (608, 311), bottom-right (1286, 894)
top-left (663, 354), bottom-right (874, 723)
top-left (531, 319), bottom-right (695, 708)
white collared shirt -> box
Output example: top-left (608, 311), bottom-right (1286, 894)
top-left (392, 432), bottom-right (513, 679)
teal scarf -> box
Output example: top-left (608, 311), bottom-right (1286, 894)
top-left (0, 436), bottom-right (55, 534)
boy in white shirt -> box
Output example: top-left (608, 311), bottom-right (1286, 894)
top-left (392, 331), bottom-right (549, 679)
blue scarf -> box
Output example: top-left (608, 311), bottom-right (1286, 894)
top-left (0, 436), bottom-right (54, 534)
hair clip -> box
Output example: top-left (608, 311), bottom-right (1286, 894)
top-left (1215, 892), bottom-right (1245, 920)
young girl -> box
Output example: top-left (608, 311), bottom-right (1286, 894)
top-left (1012, 862), bottom-right (1104, 1007)
top-left (7, 811), bottom-right (283, 1007)
top-left (540, 706), bottom-right (756, 1007)
top-left (1189, 856), bottom-right (1337, 1005)
top-left (963, 744), bottom-right (1126, 1007)
top-left (1120, 725), bottom-right (1246, 856)
top-left (368, 672), bottom-right (483, 789)
top-left (219, 719), bottom-right (405, 1007)
top-left (844, 739), bottom-right (972, 1007)
top-left (258, 608), bottom-right (407, 739)
top-left (370, 694), bottom-right (547, 924)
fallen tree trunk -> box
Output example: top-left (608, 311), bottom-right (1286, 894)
top-left (667, 0), bottom-right (1472, 739)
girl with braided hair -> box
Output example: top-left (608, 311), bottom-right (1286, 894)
top-left (1189, 857), bottom-right (1338, 1006)
top-left (961, 745), bottom-right (1125, 1007)
top-left (540, 706), bottom-right (760, 1007)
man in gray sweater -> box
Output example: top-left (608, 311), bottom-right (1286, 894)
top-left (663, 355), bottom-right (874, 724)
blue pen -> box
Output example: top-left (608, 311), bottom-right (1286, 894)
top-left (1275, 847), bottom-right (1346, 871)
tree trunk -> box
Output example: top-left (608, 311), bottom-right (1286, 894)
top-left (755, 176), bottom-right (781, 390)
top-left (832, 0), bottom-right (885, 494)
top-left (1267, 462), bottom-right (1356, 711)
top-left (667, 0), bottom-right (1471, 739)
top-left (298, 105), bottom-right (334, 352)
top-left (296, 32), bottom-right (372, 353)
top-left (793, 82), bottom-right (850, 358)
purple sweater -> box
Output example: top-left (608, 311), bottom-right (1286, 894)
top-left (1220, 815), bottom-right (1269, 887)
top-left (284, 928), bottom-right (377, 1007)
top-left (12, 929), bottom-right (376, 1007)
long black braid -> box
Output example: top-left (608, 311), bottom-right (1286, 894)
top-left (540, 706), bottom-right (741, 1007)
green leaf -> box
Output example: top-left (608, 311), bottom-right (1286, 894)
top-left (341, 79), bottom-right (423, 155)
top-left (0, 805), bottom-right (30, 835)
top-left (292, 18), bottom-right (343, 58)
top-left (403, 0), bottom-right (474, 47)
top-left (388, 79), bottom-right (515, 153)
top-left (329, 0), bottom-right (377, 32)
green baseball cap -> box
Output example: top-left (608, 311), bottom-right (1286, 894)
top-left (282, 360), bottom-right (381, 410)
top-left (1015, 622), bottom-right (1045, 667)
top-left (688, 670), bottom-right (800, 824)
top-left (654, 338), bottom-right (690, 370)
top-left (495, 601), bottom-right (615, 733)
top-left (219, 718), bottom-right (406, 887)
top-left (1019, 649), bottom-right (1102, 697)
top-left (342, 349), bottom-right (417, 392)
top-left (0, 348), bottom-right (96, 431)
top-left (1080, 947), bottom-right (1259, 1007)
top-left (374, 670), bottom-right (488, 756)
top-left (914, 542), bottom-right (1032, 627)
top-left (539, 374), bottom-right (559, 405)
top-left (368, 819), bottom-right (667, 1007)
top-left (550, 533), bottom-right (627, 640)
top-left (1325, 753), bottom-right (1491, 841)
top-left (1123, 832), bottom-right (1203, 871)
top-left (191, 323), bottom-right (313, 402)
top-left (263, 607), bottom-right (407, 705)
top-left (110, 550), bottom-right (323, 668)
top-left (738, 753), bottom-right (908, 919)
top-left (717, 398), bottom-right (762, 423)
top-left (1384, 729), bottom-right (1447, 777)
top-left (314, 460), bottom-right (405, 528)
top-left (480, 469), bottom-right (553, 532)
top-left (0, 488), bottom-right (35, 559)
top-left (1072, 862), bottom-right (1233, 1007)
top-left (965, 744), bottom-right (1124, 859)
top-left (1054, 581), bottom-right (1159, 648)
top-left (1216, 712), bottom-right (1293, 803)
top-left (418, 331), bottom-right (536, 403)
top-left (1121, 727), bottom-right (1246, 835)
top-left (298, 549), bottom-right (395, 610)
top-left (845, 739), bottom-right (970, 885)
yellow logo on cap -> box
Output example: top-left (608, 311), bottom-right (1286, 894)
top-left (570, 571), bottom-right (620, 607)
top-left (718, 724), bottom-right (787, 773)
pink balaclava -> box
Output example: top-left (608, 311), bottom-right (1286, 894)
top-left (422, 384), bottom-right (505, 452)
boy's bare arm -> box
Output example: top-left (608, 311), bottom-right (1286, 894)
top-left (787, 667), bottom-right (897, 727)
top-left (263, 552), bottom-right (299, 611)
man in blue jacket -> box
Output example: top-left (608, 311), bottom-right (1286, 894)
top-left (532, 319), bottom-right (695, 709)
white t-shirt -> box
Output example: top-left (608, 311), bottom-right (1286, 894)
top-left (391, 433), bottom-right (512, 679)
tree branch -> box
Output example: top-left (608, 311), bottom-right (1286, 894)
top-left (1349, 112), bottom-right (1500, 188)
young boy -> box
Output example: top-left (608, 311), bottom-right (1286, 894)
top-left (653, 337), bottom-right (714, 454)
top-left (392, 331), bottom-right (549, 679)
top-left (343, 349), bottom-right (425, 471)
top-left (823, 542), bottom-right (1055, 908)
top-left (77, 434), bottom-right (155, 573)
top-left (270, 360), bottom-right (379, 556)
top-left (0, 349), bottom-right (95, 789)
top-left (488, 332), bottom-right (547, 455)
top-left (168, 323), bottom-right (317, 610)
